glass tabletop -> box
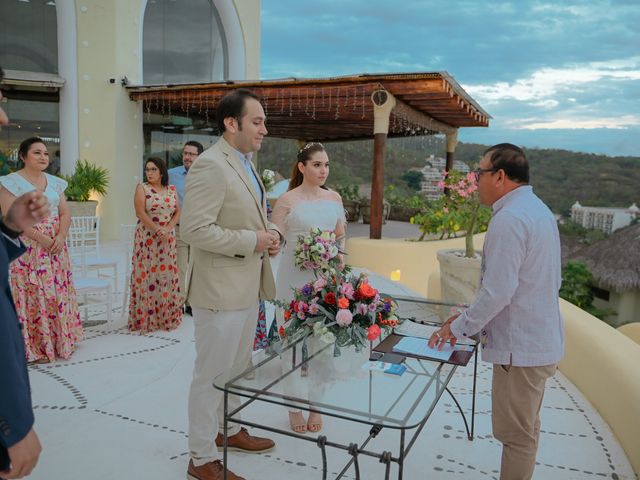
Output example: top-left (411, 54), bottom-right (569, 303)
top-left (214, 297), bottom-right (467, 430)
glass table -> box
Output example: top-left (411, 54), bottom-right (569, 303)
top-left (214, 296), bottom-right (478, 480)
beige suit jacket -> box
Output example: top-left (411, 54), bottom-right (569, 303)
top-left (180, 137), bottom-right (277, 311)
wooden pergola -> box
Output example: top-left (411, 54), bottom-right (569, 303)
top-left (127, 72), bottom-right (490, 238)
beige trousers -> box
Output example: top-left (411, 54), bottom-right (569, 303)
top-left (175, 224), bottom-right (189, 306)
top-left (187, 303), bottom-right (258, 466)
top-left (492, 363), bottom-right (557, 480)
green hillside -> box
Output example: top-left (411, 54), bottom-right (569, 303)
top-left (257, 137), bottom-right (640, 215)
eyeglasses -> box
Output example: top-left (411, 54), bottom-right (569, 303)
top-left (183, 151), bottom-right (199, 157)
top-left (144, 167), bottom-right (159, 172)
top-left (473, 167), bottom-right (497, 182)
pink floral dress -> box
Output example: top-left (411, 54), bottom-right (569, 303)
top-left (0, 172), bottom-right (83, 362)
top-left (128, 183), bottom-right (182, 333)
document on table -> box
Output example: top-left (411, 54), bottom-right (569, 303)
top-left (392, 336), bottom-right (455, 361)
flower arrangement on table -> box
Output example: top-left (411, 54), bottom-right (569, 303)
top-left (274, 228), bottom-right (399, 355)
top-left (261, 168), bottom-right (276, 192)
top-left (411, 169), bottom-right (490, 258)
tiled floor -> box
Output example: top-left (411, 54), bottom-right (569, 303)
top-left (23, 228), bottom-right (636, 479)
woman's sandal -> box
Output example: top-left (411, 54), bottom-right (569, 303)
top-left (307, 412), bottom-right (323, 433)
top-left (289, 411), bottom-right (307, 434)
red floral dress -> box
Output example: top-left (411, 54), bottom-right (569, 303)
top-left (128, 183), bottom-right (182, 333)
top-left (0, 172), bottom-right (83, 362)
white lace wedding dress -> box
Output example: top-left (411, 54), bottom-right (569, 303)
top-left (270, 189), bottom-right (346, 414)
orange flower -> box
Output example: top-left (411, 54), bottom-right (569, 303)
top-left (337, 297), bottom-right (350, 309)
top-left (357, 282), bottom-right (377, 299)
top-left (284, 310), bottom-right (291, 321)
top-left (279, 325), bottom-right (286, 338)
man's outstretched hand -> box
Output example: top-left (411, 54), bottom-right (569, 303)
top-left (4, 191), bottom-right (49, 233)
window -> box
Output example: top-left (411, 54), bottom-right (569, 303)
top-left (143, 0), bottom-right (227, 84)
top-left (592, 286), bottom-right (610, 302)
top-left (0, 0), bottom-right (58, 73)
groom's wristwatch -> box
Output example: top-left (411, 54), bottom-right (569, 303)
top-left (0, 217), bottom-right (23, 239)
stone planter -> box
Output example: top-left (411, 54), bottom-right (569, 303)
top-left (436, 248), bottom-right (482, 308)
top-left (361, 200), bottom-right (390, 224)
top-left (67, 200), bottom-right (98, 218)
top-left (388, 205), bottom-right (421, 222)
top-left (343, 199), bottom-right (360, 223)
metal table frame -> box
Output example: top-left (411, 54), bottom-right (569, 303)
top-left (216, 297), bottom-right (478, 480)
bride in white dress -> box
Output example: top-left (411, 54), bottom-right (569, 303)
top-left (270, 142), bottom-right (346, 434)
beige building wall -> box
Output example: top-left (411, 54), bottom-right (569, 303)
top-left (73, 0), bottom-right (260, 239)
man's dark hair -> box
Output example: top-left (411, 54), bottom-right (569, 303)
top-left (145, 157), bottom-right (169, 186)
top-left (484, 143), bottom-right (529, 184)
top-left (184, 140), bottom-right (204, 154)
top-left (216, 88), bottom-right (262, 133)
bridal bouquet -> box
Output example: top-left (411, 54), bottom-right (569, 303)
top-left (294, 228), bottom-right (341, 272)
top-left (276, 270), bottom-right (399, 354)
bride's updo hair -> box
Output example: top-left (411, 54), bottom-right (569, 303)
top-left (288, 142), bottom-right (326, 191)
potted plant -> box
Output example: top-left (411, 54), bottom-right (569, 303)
top-left (64, 160), bottom-right (110, 217)
top-left (412, 169), bottom-right (491, 303)
top-left (360, 196), bottom-right (391, 224)
top-left (333, 183), bottom-right (361, 223)
top-left (385, 185), bottom-right (427, 222)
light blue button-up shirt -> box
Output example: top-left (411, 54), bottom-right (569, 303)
top-left (168, 165), bottom-right (188, 209)
top-left (235, 150), bottom-right (263, 205)
top-left (450, 186), bottom-right (564, 367)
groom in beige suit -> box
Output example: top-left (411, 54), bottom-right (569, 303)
top-left (181, 89), bottom-right (281, 480)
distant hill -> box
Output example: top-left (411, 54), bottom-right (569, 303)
top-left (257, 137), bottom-right (640, 215)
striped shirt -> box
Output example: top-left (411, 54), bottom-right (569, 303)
top-left (450, 186), bottom-right (564, 367)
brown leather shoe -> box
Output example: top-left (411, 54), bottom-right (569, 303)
top-left (187, 459), bottom-right (245, 480)
top-left (215, 427), bottom-right (275, 453)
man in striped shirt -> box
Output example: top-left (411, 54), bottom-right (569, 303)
top-left (430, 143), bottom-right (563, 480)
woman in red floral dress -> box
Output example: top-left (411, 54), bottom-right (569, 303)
top-left (128, 157), bottom-right (182, 333)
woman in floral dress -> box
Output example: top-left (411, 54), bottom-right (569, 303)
top-left (128, 157), bottom-right (182, 333)
top-left (0, 137), bottom-right (83, 363)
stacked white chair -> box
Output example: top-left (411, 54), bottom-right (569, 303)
top-left (70, 216), bottom-right (119, 294)
top-left (67, 226), bottom-right (113, 323)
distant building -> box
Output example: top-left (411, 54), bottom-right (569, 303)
top-left (570, 202), bottom-right (639, 235)
top-left (419, 155), bottom-right (470, 200)
top-left (569, 223), bottom-right (640, 327)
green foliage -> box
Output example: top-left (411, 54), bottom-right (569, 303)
top-left (332, 183), bottom-right (360, 201)
top-left (401, 170), bottom-right (423, 190)
top-left (559, 220), bottom-right (607, 245)
top-left (411, 169), bottom-right (490, 256)
top-left (64, 160), bottom-right (110, 201)
top-left (256, 137), bottom-right (640, 216)
top-left (560, 261), bottom-right (612, 320)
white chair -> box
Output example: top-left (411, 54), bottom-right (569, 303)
top-left (120, 224), bottom-right (137, 314)
top-left (70, 216), bottom-right (119, 294)
top-left (67, 227), bottom-right (113, 323)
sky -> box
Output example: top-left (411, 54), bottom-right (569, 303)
top-left (260, 0), bottom-right (640, 157)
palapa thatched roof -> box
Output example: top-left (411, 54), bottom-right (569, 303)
top-left (571, 223), bottom-right (640, 292)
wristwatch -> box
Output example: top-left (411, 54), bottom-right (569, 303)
top-left (0, 217), bottom-right (23, 239)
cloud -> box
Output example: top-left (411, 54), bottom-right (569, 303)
top-left (464, 56), bottom-right (640, 103)
top-left (512, 115), bottom-right (640, 130)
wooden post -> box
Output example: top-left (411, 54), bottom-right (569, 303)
top-left (371, 133), bottom-right (386, 238)
top-left (370, 90), bottom-right (396, 239)
top-left (445, 130), bottom-right (458, 172)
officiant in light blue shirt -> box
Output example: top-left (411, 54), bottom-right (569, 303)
top-left (168, 140), bottom-right (204, 315)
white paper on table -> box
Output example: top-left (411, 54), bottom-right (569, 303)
top-left (392, 336), bottom-right (454, 361)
